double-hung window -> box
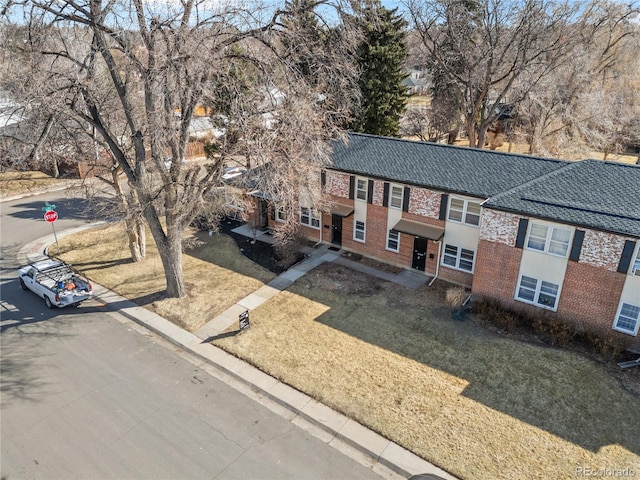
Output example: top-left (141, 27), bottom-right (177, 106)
top-left (300, 207), bottom-right (320, 229)
top-left (356, 179), bottom-right (367, 201)
top-left (386, 229), bottom-right (400, 252)
top-left (390, 186), bottom-right (403, 209)
top-left (448, 198), bottom-right (481, 226)
top-left (354, 220), bottom-right (366, 242)
top-left (526, 222), bottom-right (571, 257)
top-left (516, 275), bottom-right (560, 310)
top-left (614, 302), bottom-right (640, 335)
top-left (275, 207), bottom-right (287, 222)
top-left (442, 245), bottom-right (475, 272)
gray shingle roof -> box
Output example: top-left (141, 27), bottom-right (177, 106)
top-left (329, 133), bottom-right (640, 238)
top-left (330, 133), bottom-right (567, 198)
top-left (484, 160), bottom-right (640, 238)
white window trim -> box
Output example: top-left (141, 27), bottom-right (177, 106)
top-left (300, 207), bottom-right (320, 229)
top-left (613, 302), bottom-right (640, 336)
top-left (525, 222), bottom-right (572, 258)
top-left (386, 229), bottom-right (400, 252)
top-left (515, 275), bottom-right (561, 311)
top-left (389, 185), bottom-right (403, 210)
top-left (447, 197), bottom-right (481, 227)
top-left (275, 207), bottom-right (286, 222)
top-left (632, 245), bottom-right (640, 276)
top-left (356, 178), bottom-right (368, 202)
top-left (354, 220), bottom-right (366, 243)
top-left (441, 244), bottom-right (475, 273)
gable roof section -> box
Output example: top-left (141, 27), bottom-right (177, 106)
top-left (329, 133), bottom-right (567, 198)
top-left (484, 160), bottom-right (640, 238)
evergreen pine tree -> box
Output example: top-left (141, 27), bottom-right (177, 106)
top-left (351, 3), bottom-right (408, 137)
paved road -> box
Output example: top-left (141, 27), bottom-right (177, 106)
top-left (1, 192), bottom-right (390, 480)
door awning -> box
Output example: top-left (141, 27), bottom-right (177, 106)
top-left (330, 203), bottom-right (354, 217)
top-left (392, 219), bottom-right (445, 241)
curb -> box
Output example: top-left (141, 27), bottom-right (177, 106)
top-left (91, 284), bottom-right (454, 480)
top-left (27, 227), bottom-right (456, 480)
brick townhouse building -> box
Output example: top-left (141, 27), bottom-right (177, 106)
top-left (260, 133), bottom-right (640, 347)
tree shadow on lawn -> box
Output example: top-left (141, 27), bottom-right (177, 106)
top-left (8, 196), bottom-right (113, 223)
top-left (186, 218), bottom-right (304, 277)
top-left (300, 264), bottom-right (640, 457)
top-left (57, 257), bottom-right (132, 271)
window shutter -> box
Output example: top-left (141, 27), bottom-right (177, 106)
top-left (438, 193), bottom-right (449, 220)
top-left (569, 230), bottom-right (585, 262)
top-left (270, 206), bottom-right (275, 221)
top-left (383, 182), bottom-right (390, 207)
top-left (515, 218), bottom-right (529, 248)
top-left (367, 180), bottom-right (374, 204)
top-left (320, 170), bottom-right (326, 186)
top-left (348, 175), bottom-right (355, 200)
top-left (402, 186), bottom-right (410, 212)
top-left (617, 240), bottom-right (637, 273)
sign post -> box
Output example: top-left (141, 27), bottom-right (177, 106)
top-left (42, 203), bottom-right (59, 253)
top-left (239, 310), bottom-right (250, 331)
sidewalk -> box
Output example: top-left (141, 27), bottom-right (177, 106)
top-left (19, 226), bottom-right (456, 480)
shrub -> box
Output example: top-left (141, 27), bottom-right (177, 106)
top-left (445, 287), bottom-right (468, 309)
top-left (579, 330), bottom-right (632, 359)
top-left (472, 299), bottom-right (525, 332)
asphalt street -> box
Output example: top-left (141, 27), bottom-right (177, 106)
top-left (0, 191), bottom-right (391, 480)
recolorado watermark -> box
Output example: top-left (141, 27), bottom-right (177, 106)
top-left (576, 467), bottom-right (636, 477)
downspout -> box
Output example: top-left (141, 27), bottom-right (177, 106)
top-left (428, 239), bottom-right (442, 287)
top-left (313, 211), bottom-right (324, 248)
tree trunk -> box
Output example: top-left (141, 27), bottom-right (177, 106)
top-left (466, 119), bottom-right (477, 148)
top-left (51, 158), bottom-right (60, 178)
top-left (156, 231), bottom-right (185, 298)
top-left (477, 128), bottom-right (487, 150)
top-left (126, 216), bottom-right (146, 262)
top-left (111, 168), bottom-right (146, 262)
top-left (142, 205), bottom-right (186, 298)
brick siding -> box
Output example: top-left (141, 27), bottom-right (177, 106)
top-left (408, 187), bottom-right (442, 219)
top-left (372, 180), bottom-right (385, 206)
top-left (439, 265), bottom-right (473, 288)
top-left (472, 239), bottom-right (523, 304)
top-left (559, 261), bottom-right (627, 337)
top-left (580, 230), bottom-right (627, 272)
top-left (479, 209), bottom-right (520, 246)
top-left (326, 171), bottom-right (350, 199)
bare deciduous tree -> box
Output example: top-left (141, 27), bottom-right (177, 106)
top-left (15, 0), bottom-right (357, 298)
top-left (514, 1), bottom-right (639, 157)
top-left (407, 0), bottom-right (639, 149)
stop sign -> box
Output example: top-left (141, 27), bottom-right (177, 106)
top-left (44, 210), bottom-right (58, 223)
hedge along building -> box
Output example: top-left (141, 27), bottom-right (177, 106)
top-left (260, 133), bottom-right (640, 348)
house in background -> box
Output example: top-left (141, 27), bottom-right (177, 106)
top-left (261, 133), bottom-right (640, 348)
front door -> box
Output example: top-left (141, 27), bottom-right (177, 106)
top-left (412, 237), bottom-right (427, 271)
top-left (331, 215), bottom-right (343, 246)
top-left (258, 199), bottom-right (269, 229)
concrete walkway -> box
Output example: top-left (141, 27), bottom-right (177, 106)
top-left (195, 224), bottom-right (430, 341)
top-left (18, 224), bottom-right (455, 480)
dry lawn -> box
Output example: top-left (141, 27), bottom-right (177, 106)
top-left (452, 140), bottom-right (639, 165)
top-left (0, 171), bottom-right (67, 198)
top-left (56, 222), bottom-right (275, 331)
top-left (214, 263), bottom-right (640, 480)
top-left (56, 223), bottom-right (640, 479)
